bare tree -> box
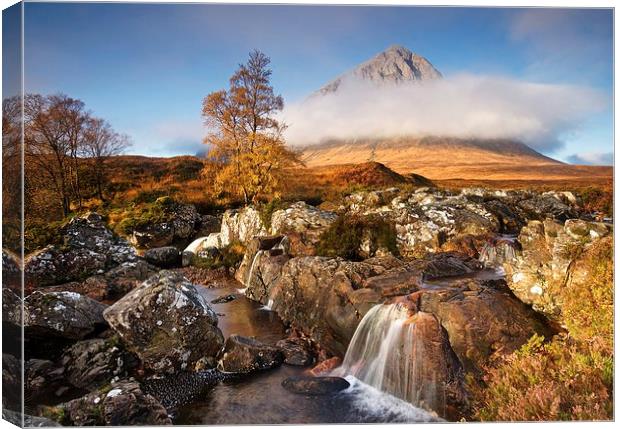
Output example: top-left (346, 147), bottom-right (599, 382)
top-left (82, 117), bottom-right (131, 201)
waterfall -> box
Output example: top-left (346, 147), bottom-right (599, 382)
top-left (479, 235), bottom-right (518, 268)
top-left (334, 304), bottom-right (441, 413)
top-left (245, 249), bottom-right (266, 287)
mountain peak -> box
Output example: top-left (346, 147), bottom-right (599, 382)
top-left (318, 45), bottom-right (442, 95)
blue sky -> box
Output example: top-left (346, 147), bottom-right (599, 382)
top-left (18, 2), bottom-right (613, 164)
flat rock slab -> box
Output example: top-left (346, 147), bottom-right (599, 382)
top-left (282, 375), bottom-right (350, 395)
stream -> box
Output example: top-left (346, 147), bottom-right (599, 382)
top-left (172, 283), bottom-right (439, 424)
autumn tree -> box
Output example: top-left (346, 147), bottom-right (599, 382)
top-left (202, 50), bottom-right (301, 204)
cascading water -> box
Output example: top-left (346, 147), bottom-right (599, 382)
top-left (245, 249), bottom-right (266, 287)
top-left (479, 235), bottom-right (518, 268)
top-left (334, 303), bottom-right (442, 415)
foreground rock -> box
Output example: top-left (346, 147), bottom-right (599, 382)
top-left (25, 213), bottom-right (137, 287)
top-left (217, 335), bottom-right (283, 373)
top-left (503, 219), bottom-right (611, 320)
top-left (282, 376), bottom-right (350, 395)
top-left (47, 379), bottom-right (171, 426)
top-left (60, 337), bottom-right (136, 390)
top-left (24, 291), bottom-right (107, 340)
top-left (104, 271), bottom-right (224, 374)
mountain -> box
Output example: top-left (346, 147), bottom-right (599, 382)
top-left (300, 45), bottom-right (573, 180)
top-left (317, 45), bottom-right (442, 95)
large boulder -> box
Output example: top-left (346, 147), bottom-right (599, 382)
top-left (24, 291), bottom-right (107, 340)
top-left (276, 337), bottom-right (315, 366)
top-left (414, 277), bottom-right (551, 374)
top-left (25, 212), bottom-right (137, 287)
top-left (235, 235), bottom-right (289, 293)
top-left (52, 379), bottom-right (171, 426)
top-left (220, 206), bottom-right (267, 246)
top-left (217, 335), bottom-right (283, 373)
top-left (270, 202), bottom-right (338, 256)
top-left (503, 219), bottom-right (610, 320)
top-left (129, 199), bottom-right (201, 249)
top-left (103, 271), bottom-right (224, 374)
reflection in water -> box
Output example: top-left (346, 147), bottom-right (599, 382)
top-left (175, 284), bottom-right (438, 424)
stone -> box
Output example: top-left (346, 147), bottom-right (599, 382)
top-left (306, 357), bottom-right (342, 376)
top-left (59, 379), bottom-right (171, 426)
top-left (129, 200), bottom-right (200, 249)
top-left (270, 202), bottom-right (338, 256)
top-left (217, 335), bottom-right (283, 373)
top-left (282, 376), bottom-right (350, 395)
top-left (144, 246), bottom-right (181, 268)
top-left (103, 271), bottom-right (224, 374)
top-left (24, 291), bottom-right (107, 340)
top-left (60, 338), bottom-right (135, 390)
top-left (25, 212), bottom-right (137, 287)
top-left (276, 338), bottom-right (315, 366)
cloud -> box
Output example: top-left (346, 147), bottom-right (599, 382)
top-left (567, 152), bottom-right (613, 166)
top-left (280, 75), bottom-right (606, 151)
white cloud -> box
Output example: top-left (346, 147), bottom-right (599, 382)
top-left (280, 75), bottom-right (606, 151)
top-left (567, 152), bottom-right (613, 166)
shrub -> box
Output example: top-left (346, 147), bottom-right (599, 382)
top-left (470, 334), bottom-right (612, 421)
top-left (316, 214), bottom-right (398, 261)
top-left (258, 199), bottom-right (289, 229)
top-left (469, 236), bottom-right (613, 421)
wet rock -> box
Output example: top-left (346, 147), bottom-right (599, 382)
top-left (25, 212), bottom-right (137, 287)
top-left (237, 236), bottom-right (290, 302)
top-left (408, 251), bottom-right (483, 279)
top-left (211, 294), bottom-right (236, 304)
top-left (130, 200), bottom-right (200, 249)
top-left (144, 246), bottom-right (181, 268)
top-left (270, 202), bottom-right (338, 256)
top-left (24, 291), bottom-right (107, 340)
top-left (306, 357), bottom-right (342, 376)
top-left (503, 219), bottom-right (610, 320)
top-left (276, 338), bottom-right (315, 366)
top-left (60, 337), bottom-right (134, 390)
top-left (282, 375), bottom-right (350, 395)
top-left (103, 271), bottom-right (224, 374)
top-left (58, 379), bottom-right (171, 426)
top-left (217, 335), bottom-right (283, 373)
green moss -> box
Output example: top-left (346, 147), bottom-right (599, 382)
top-left (40, 405), bottom-right (68, 425)
top-left (190, 241), bottom-right (245, 270)
top-left (113, 196), bottom-right (178, 236)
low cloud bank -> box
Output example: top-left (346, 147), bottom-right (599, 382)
top-left (280, 74), bottom-right (606, 151)
top-left (567, 152), bottom-right (613, 165)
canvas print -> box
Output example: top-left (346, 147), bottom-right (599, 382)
top-left (1, 1), bottom-right (614, 426)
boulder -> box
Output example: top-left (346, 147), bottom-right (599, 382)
top-left (2, 249), bottom-right (20, 288)
top-left (2, 288), bottom-right (22, 327)
top-left (60, 337), bottom-right (135, 390)
top-left (144, 246), bottom-right (181, 268)
top-left (130, 199), bottom-right (201, 249)
top-left (25, 212), bottom-right (137, 287)
top-left (24, 291), bottom-right (107, 340)
top-left (217, 335), bottom-right (283, 373)
top-left (236, 236), bottom-right (289, 300)
top-left (45, 260), bottom-right (158, 302)
top-left (503, 219), bottom-right (610, 320)
top-left (195, 214), bottom-right (221, 237)
top-left (415, 279), bottom-right (551, 374)
top-left (270, 202), bottom-right (338, 256)
top-left (103, 271), bottom-right (224, 374)
top-left (276, 338), bottom-right (315, 366)
top-left (57, 379), bottom-right (171, 426)
top-left (282, 376), bottom-right (350, 395)
top-left (25, 359), bottom-right (67, 401)
top-left (219, 206), bottom-right (267, 246)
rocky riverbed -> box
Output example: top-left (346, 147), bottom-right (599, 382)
top-left (2, 185), bottom-right (612, 424)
